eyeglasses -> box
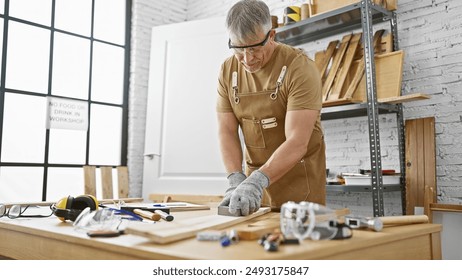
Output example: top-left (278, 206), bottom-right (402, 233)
top-left (228, 30), bottom-right (271, 55)
top-left (0, 204), bottom-right (53, 219)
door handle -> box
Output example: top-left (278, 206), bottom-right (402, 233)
top-left (144, 153), bottom-right (161, 160)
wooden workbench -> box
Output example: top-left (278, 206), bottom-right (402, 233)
top-left (0, 207), bottom-right (442, 260)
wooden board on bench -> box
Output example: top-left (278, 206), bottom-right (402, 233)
top-left (125, 207), bottom-right (271, 244)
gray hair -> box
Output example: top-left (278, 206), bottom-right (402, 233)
top-left (226, 0), bottom-right (272, 43)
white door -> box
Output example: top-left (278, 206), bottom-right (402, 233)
top-left (142, 17), bottom-right (233, 199)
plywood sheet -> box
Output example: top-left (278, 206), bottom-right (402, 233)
top-left (125, 207), bottom-right (271, 244)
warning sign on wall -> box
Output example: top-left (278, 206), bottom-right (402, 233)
top-left (46, 96), bottom-right (88, 131)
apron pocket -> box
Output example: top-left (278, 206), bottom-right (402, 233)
top-left (241, 118), bottom-right (266, 149)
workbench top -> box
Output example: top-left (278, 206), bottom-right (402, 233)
top-left (0, 206), bottom-right (442, 260)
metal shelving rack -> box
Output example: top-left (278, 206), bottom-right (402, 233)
top-left (275, 0), bottom-right (406, 217)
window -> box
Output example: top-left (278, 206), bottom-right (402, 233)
top-left (0, 0), bottom-right (130, 202)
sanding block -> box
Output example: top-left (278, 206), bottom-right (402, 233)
top-left (217, 206), bottom-right (242, 216)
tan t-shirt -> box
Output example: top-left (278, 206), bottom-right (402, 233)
top-left (216, 43), bottom-right (323, 133)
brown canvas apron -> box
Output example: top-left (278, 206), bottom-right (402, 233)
top-left (230, 67), bottom-right (326, 208)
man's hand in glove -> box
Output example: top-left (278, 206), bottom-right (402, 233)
top-left (229, 170), bottom-right (270, 216)
top-left (218, 172), bottom-right (247, 207)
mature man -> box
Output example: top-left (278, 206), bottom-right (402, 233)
top-left (216, 0), bottom-right (326, 216)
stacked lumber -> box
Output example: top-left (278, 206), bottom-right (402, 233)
top-left (315, 30), bottom-right (430, 107)
top-left (316, 30), bottom-right (387, 106)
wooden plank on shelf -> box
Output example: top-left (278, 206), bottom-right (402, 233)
top-left (350, 50), bottom-right (404, 102)
top-left (322, 98), bottom-right (355, 107)
top-left (322, 93), bottom-right (428, 107)
top-left (322, 34), bottom-right (352, 101)
top-left (310, 0), bottom-right (395, 17)
top-left (405, 117), bottom-right (436, 215)
top-left (311, 0), bottom-right (359, 16)
top-left (343, 30), bottom-right (385, 100)
top-left (354, 31), bottom-right (392, 60)
top-left (380, 32), bottom-right (394, 53)
top-left (385, 0), bottom-right (397, 10)
top-left (125, 207), bottom-right (271, 244)
top-left (378, 93), bottom-right (431, 104)
top-left (315, 40), bottom-right (339, 81)
top-left (328, 33), bottom-right (362, 101)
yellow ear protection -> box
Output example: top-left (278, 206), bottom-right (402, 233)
top-left (52, 195), bottom-right (99, 222)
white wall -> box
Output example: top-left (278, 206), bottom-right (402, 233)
top-left (129, 0), bottom-right (462, 216)
top-left (128, 0), bottom-right (188, 197)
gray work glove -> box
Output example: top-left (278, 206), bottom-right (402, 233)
top-left (229, 170), bottom-right (270, 216)
top-left (218, 172), bottom-right (247, 207)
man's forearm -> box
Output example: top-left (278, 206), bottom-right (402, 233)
top-left (259, 109), bottom-right (318, 185)
top-left (259, 137), bottom-right (308, 184)
top-left (220, 134), bottom-right (243, 173)
top-left (219, 131), bottom-right (243, 174)
top-left (217, 112), bottom-right (244, 174)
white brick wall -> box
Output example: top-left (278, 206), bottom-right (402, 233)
top-left (129, 0), bottom-right (462, 214)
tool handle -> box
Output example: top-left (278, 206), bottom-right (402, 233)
top-left (133, 209), bottom-right (161, 221)
top-left (379, 215), bottom-right (428, 225)
top-left (154, 209), bottom-right (174, 221)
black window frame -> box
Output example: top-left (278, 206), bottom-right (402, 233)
top-left (0, 0), bottom-right (131, 201)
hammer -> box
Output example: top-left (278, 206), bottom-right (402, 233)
top-left (345, 215), bottom-right (383, 231)
top-left (345, 215), bottom-right (429, 232)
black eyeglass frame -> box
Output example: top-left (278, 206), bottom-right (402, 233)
top-left (0, 204), bottom-right (53, 219)
top-left (228, 30), bottom-right (272, 49)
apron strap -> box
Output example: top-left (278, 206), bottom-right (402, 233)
top-left (270, 66), bottom-right (287, 100)
top-left (233, 66), bottom-right (287, 103)
top-left (232, 71), bottom-right (239, 104)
